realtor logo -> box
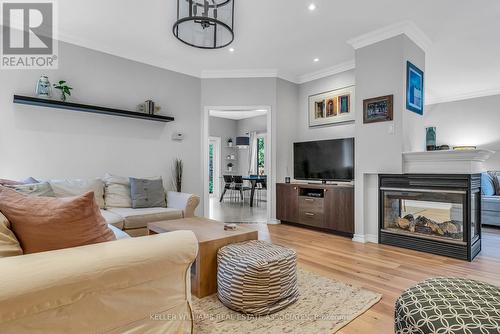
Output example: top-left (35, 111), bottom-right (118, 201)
top-left (1, 0), bottom-right (58, 69)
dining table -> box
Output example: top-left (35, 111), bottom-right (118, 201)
top-left (242, 175), bottom-right (266, 207)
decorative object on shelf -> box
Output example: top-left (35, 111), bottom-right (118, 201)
top-left (138, 100), bottom-right (161, 115)
top-left (13, 95), bottom-right (174, 123)
top-left (437, 145), bottom-right (450, 151)
top-left (53, 80), bottom-right (73, 102)
top-left (236, 136), bottom-right (250, 148)
top-left (227, 162), bottom-right (234, 172)
top-left (363, 95), bottom-right (394, 124)
top-left (453, 146), bottom-right (477, 151)
top-left (173, 0), bottom-right (234, 49)
top-left (227, 138), bottom-right (233, 147)
top-left (285, 177), bottom-right (291, 184)
top-left (172, 158), bottom-right (183, 192)
top-left (308, 85), bottom-right (355, 127)
top-left (406, 61), bottom-right (424, 115)
top-left (426, 127), bottom-right (436, 151)
top-left (35, 75), bottom-right (52, 99)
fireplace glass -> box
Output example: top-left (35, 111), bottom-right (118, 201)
top-left (382, 189), bottom-right (465, 244)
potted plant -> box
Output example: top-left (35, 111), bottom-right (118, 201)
top-left (227, 162), bottom-right (234, 172)
top-left (227, 138), bottom-right (233, 147)
top-left (53, 80), bottom-right (73, 102)
top-left (172, 159), bottom-right (183, 192)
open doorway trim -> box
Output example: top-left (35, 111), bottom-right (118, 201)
top-left (201, 105), bottom-right (275, 223)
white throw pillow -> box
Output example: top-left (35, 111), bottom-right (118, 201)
top-left (103, 173), bottom-right (132, 208)
top-left (49, 178), bottom-right (105, 208)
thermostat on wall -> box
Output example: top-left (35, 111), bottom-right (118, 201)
top-left (172, 133), bottom-right (184, 141)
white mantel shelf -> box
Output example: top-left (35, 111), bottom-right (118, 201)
top-left (403, 149), bottom-right (495, 174)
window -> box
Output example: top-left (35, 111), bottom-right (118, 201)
top-left (257, 136), bottom-right (265, 175)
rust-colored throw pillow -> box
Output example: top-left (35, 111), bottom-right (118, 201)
top-left (0, 186), bottom-right (116, 254)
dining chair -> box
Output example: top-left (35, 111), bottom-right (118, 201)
top-left (232, 175), bottom-right (250, 202)
top-left (219, 175), bottom-right (234, 202)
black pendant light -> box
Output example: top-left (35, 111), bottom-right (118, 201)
top-left (173, 0), bottom-right (234, 49)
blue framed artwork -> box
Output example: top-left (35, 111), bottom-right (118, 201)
top-left (406, 61), bottom-right (424, 115)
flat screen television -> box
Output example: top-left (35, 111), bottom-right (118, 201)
top-left (294, 138), bottom-right (354, 181)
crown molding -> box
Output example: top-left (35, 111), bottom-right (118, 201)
top-left (347, 20), bottom-right (432, 52)
top-left (426, 87), bottom-right (500, 105)
top-left (201, 69), bottom-right (279, 79)
top-left (296, 60), bottom-right (356, 84)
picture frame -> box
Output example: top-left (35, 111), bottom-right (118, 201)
top-left (308, 85), bottom-right (355, 127)
top-left (363, 95), bottom-right (394, 124)
top-left (406, 61), bottom-right (424, 115)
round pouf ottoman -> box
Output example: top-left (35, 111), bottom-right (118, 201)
top-left (217, 240), bottom-right (299, 316)
top-left (395, 277), bottom-right (500, 334)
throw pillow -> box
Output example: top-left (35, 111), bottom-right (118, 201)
top-left (103, 173), bottom-right (132, 208)
top-left (481, 172), bottom-right (496, 196)
top-left (0, 178), bottom-right (23, 186)
top-left (49, 178), bottom-right (105, 208)
top-left (0, 212), bottom-right (23, 258)
top-left (7, 182), bottom-right (56, 197)
top-left (21, 177), bottom-right (39, 184)
top-left (129, 177), bottom-right (167, 208)
top-left (0, 187), bottom-right (116, 254)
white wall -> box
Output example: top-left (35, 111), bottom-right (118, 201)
top-left (0, 41), bottom-right (203, 212)
top-left (425, 94), bottom-right (500, 170)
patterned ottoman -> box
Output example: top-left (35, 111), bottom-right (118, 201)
top-left (395, 277), bottom-right (500, 334)
top-left (217, 240), bottom-right (299, 316)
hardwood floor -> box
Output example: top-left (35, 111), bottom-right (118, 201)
top-left (252, 223), bottom-right (500, 333)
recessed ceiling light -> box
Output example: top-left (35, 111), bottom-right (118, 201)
top-left (313, 58), bottom-right (319, 62)
top-left (229, 47), bottom-right (235, 52)
top-left (308, 3), bottom-right (316, 11)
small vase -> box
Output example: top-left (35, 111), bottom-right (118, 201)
top-left (426, 127), bottom-right (436, 151)
top-left (59, 91), bottom-right (67, 102)
top-left (35, 75), bottom-right (52, 98)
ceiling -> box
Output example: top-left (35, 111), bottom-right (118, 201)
top-left (209, 109), bottom-right (267, 120)
top-left (57, 0), bottom-right (500, 104)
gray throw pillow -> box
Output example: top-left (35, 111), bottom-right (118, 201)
top-left (129, 177), bottom-right (166, 208)
top-left (7, 182), bottom-right (56, 197)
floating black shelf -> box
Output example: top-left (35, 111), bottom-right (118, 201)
top-left (13, 95), bottom-right (174, 123)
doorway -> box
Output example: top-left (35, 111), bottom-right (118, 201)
top-left (208, 137), bottom-right (221, 198)
top-left (202, 106), bottom-right (274, 223)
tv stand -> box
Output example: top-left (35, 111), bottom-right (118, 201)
top-left (276, 183), bottom-right (354, 237)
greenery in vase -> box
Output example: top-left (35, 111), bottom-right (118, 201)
top-left (53, 80), bottom-right (73, 101)
top-left (172, 159), bottom-right (183, 192)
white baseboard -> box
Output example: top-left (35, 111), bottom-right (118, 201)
top-left (268, 219), bottom-right (281, 225)
top-left (352, 233), bottom-right (379, 244)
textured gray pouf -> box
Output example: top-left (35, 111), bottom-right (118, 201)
top-left (217, 240), bottom-right (299, 315)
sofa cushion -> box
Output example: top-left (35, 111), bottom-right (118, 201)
top-left (482, 195), bottom-right (500, 212)
top-left (481, 172), bottom-right (496, 196)
top-left (108, 207), bottom-right (183, 229)
top-left (103, 173), bottom-right (132, 208)
top-left (0, 212), bottom-right (23, 258)
top-left (107, 224), bottom-right (131, 240)
top-left (100, 209), bottom-right (125, 229)
top-left (129, 177), bottom-right (166, 209)
top-left (7, 182), bottom-right (56, 197)
top-left (50, 179), bottom-right (105, 208)
top-left (0, 187), bottom-right (116, 254)
top-left (0, 178), bottom-right (24, 186)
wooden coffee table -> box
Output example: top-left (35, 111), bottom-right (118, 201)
top-left (148, 217), bottom-right (258, 298)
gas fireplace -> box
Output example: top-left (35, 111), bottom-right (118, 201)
top-left (379, 174), bottom-right (481, 261)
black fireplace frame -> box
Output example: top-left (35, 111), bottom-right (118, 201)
top-left (378, 174), bottom-right (481, 261)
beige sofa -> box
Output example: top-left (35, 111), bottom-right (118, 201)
top-left (0, 230), bottom-right (198, 333)
top-left (46, 176), bottom-right (200, 237)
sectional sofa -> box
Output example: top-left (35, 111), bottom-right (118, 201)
top-left (481, 172), bottom-right (500, 227)
top-left (40, 174), bottom-right (200, 237)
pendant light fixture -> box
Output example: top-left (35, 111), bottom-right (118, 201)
top-left (173, 0), bottom-right (235, 49)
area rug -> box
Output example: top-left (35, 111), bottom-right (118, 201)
top-left (191, 268), bottom-right (381, 334)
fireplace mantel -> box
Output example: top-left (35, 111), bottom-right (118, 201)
top-left (403, 149), bottom-right (495, 174)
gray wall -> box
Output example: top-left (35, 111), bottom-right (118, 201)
top-left (297, 69), bottom-right (356, 142)
top-left (425, 94), bottom-right (500, 170)
top-left (0, 41), bottom-right (203, 212)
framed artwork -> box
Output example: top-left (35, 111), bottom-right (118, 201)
top-left (406, 61), bottom-right (424, 115)
top-left (308, 86), bottom-right (355, 127)
top-left (363, 95), bottom-right (393, 124)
